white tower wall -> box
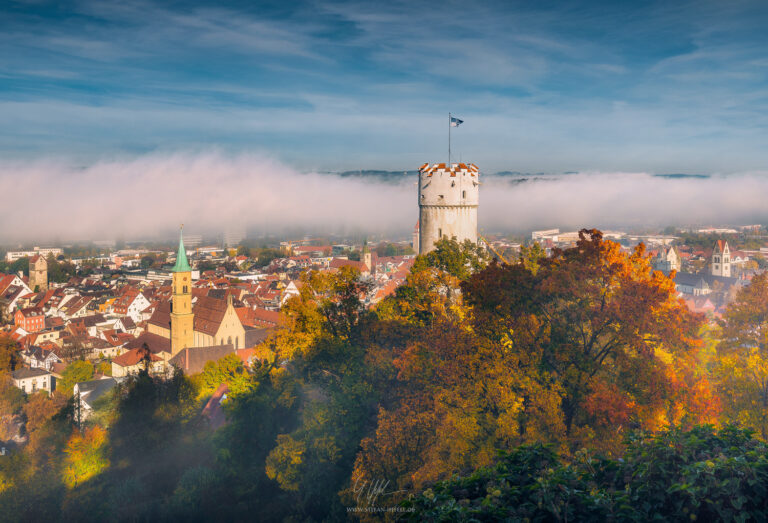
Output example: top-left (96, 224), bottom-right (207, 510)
top-left (418, 162), bottom-right (479, 255)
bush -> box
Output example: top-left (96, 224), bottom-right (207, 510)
top-left (402, 425), bottom-right (768, 522)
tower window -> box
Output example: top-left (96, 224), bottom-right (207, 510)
top-left (462, 190), bottom-right (466, 199)
top-left (438, 228), bottom-right (442, 239)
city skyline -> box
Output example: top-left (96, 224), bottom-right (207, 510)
top-left (2, 0), bottom-right (768, 173)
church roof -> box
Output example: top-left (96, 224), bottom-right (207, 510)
top-left (172, 228), bottom-right (191, 273)
top-left (193, 296), bottom-right (229, 336)
top-left (148, 300), bottom-right (171, 330)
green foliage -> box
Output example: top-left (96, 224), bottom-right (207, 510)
top-left (403, 425), bottom-right (768, 522)
top-left (59, 361), bottom-right (94, 397)
top-left (412, 238), bottom-right (489, 280)
top-left (0, 372), bottom-right (25, 416)
top-left (140, 254), bottom-right (156, 269)
top-left (517, 241), bottom-right (545, 275)
top-left (194, 353), bottom-right (253, 397)
top-left (375, 242), bottom-right (414, 257)
top-left (46, 255), bottom-right (76, 283)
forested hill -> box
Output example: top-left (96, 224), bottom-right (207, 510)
top-left (2, 231), bottom-right (768, 521)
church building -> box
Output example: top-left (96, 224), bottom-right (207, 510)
top-left (142, 228), bottom-right (246, 360)
top-left (711, 240), bottom-right (731, 277)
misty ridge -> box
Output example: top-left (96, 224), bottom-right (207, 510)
top-left (2, 150), bottom-right (767, 243)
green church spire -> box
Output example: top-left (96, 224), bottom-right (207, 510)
top-left (172, 225), bottom-right (191, 273)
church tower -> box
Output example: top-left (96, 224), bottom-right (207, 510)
top-left (711, 240), bottom-right (731, 277)
top-left (418, 162), bottom-right (479, 254)
top-left (28, 255), bottom-right (48, 292)
top-left (171, 227), bottom-right (194, 355)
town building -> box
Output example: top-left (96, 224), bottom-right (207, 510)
top-left (653, 246), bottom-right (681, 273)
top-left (11, 367), bottom-right (53, 393)
top-left (28, 255), bottom-right (48, 292)
top-left (15, 307), bottom-right (45, 333)
top-left (5, 247), bottom-right (62, 262)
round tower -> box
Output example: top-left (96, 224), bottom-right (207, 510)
top-left (418, 162), bottom-right (479, 255)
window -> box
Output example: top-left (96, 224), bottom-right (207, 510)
top-left (183, 285), bottom-right (188, 293)
top-left (438, 228), bottom-right (442, 239)
top-left (462, 190), bottom-right (466, 199)
top-left (715, 264), bottom-right (719, 269)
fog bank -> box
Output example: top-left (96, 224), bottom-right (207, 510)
top-left (2, 151), bottom-right (767, 243)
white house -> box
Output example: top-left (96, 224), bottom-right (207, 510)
top-left (11, 368), bottom-right (53, 394)
top-left (20, 346), bottom-right (62, 371)
top-left (74, 377), bottom-right (118, 423)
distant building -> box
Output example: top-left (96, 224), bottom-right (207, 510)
top-left (532, 229), bottom-right (560, 241)
top-left (653, 247), bottom-right (681, 273)
top-left (28, 255), bottom-right (48, 292)
top-left (711, 240), bottom-right (731, 277)
top-left (5, 247), bottom-right (62, 262)
top-left (183, 234), bottom-right (203, 247)
top-left (223, 229), bottom-right (245, 248)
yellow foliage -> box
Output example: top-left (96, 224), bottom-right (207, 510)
top-left (61, 426), bottom-right (109, 489)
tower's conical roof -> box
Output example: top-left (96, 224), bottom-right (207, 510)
top-left (172, 226), bottom-right (191, 273)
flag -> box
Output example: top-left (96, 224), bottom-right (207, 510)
top-left (450, 116), bottom-right (463, 127)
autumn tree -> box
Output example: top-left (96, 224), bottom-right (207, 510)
top-left (0, 334), bottom-right (19, 373)
top-left (716, 271), bottom-right (768, 437)
top-left (260, 266), bottom-right (392, 519)
top-left (62, 426), bottom-right (110, 488)
top-left (351, 230), bottom-right (719, 503)
top-left (194, 353), bottom-right (254, 398)
top-left (412, 237), bottom-right (489, 281)
top-left (463, 229), bottom-right (716, 447)
top-left (59, 361), bottom-right (94, 397)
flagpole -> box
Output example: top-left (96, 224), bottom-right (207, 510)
top-left (448, 112), bottom-right (451, 165)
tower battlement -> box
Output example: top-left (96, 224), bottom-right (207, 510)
top-left (418, 162), bottom-right (479, 254)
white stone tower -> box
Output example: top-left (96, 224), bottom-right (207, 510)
top-left (418, 162), bottom-right (479, 255)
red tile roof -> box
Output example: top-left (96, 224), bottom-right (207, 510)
top-left (113, 347), bottom-right (162, 367)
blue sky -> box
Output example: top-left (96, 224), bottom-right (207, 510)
top-left (2, 0), bottom-right (768, 173)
